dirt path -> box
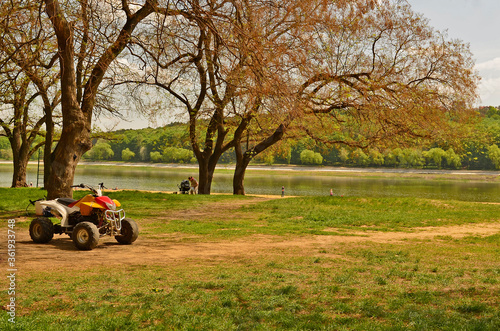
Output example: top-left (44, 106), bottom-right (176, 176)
top-left (1, 196), bottom-right (498, 273)
top-left (3, 220), bottom-right (499, 273)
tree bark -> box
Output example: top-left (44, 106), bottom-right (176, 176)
top-left (10, 131), bottom-right (29, 187)
top-left (43, 106), bottom-right (54, 188)
top-left (196, 144), bottom-right (226, 194)
top-left (233, 143), bottom-right (250, 195)
top-left (233, 124), bottom-right (286, 195)
top-left (12, 161), bottom-right (29, 188)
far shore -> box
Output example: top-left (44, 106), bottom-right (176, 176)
top-left (3, 160), bottom-right (500, 181)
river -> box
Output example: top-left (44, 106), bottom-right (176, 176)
top-left (2, 162), bottom-right (500, 202)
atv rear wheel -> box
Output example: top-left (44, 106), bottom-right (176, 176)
top-left (115, 218), bottom-right (139, 244)
top-left (29, 217), bottom-right (54, 243)
top-left (72, 222), bottom-right (99, 250)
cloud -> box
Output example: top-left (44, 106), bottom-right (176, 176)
top-left (478, 77), bottom-right (500, 106)
top-left (476, 57), bottom-right (500, 72)
top-left (475, 57), bottom-right (500, 106)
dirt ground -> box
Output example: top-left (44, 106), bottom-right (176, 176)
top-left (2, 196), bottom-right (500, 273)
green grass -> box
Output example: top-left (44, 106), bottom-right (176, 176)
top-left (1, 188), bottom-right (499, 330)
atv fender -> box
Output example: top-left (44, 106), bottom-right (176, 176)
top-left (35, 200), bottom-right (79, 227)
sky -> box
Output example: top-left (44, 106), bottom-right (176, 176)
top-left (104, 0), bottom-right (500, 130)
top-left (408, 0), bottom-right (500, 107)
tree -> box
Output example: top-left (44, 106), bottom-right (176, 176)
top-left (86, 141), bottom-right (114, 160)
top-left (162, 147), bottom-right (193, 163)
top-left (423, 148), bottom-right (446, 169)
top-left (369, 149), bottom-right (385, 166)
top-left (40, 0), bottom-right (170, 198)
top-left (444, 148), bottom-right (461, 169)
top-left (121, 148), bottom-right (135, 161)
top-left (300, 149), bottom-right (323, 165)
top-left (246, 0), bottom-right (478, 183)
top-left (150, 151), bottom-right (162, 163)
top-left (118, 0), bottom-right (323, 194)
top-left (0, 0), bottom-right (60, 187)
top-left (487, 145), bottom-right (500, 170)
top-left (219, 0), bottom-right (479, 194)
top-left (0, 72), bottom-right (46, 187)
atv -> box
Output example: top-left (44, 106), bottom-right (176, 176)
top-left (29, 183), bottom-right (138, 250)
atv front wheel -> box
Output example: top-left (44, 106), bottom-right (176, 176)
top-left (29, 217), bottom-right (54, 243)
top-left (72, 222), bottom-right (99, 250)
top-left (115, 218), bottom-right (139, 244)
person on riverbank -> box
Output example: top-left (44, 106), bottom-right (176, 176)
top-left (188, 176), bottom-right (198, 194)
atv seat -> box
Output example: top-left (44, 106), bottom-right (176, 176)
top-left (57, 197), bottom-right (77, 206)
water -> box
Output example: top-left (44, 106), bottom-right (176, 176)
top-left (2, 163), bottom-right (500, 202)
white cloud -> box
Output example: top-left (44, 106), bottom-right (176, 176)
top-left (476, 57), bottom-right (500, 72)
top-left (478, 76), bottom-right (500, 106)
top-left (475, 57), bottom-right (500, 106)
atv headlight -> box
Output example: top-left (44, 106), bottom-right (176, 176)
top-left (105, 201), bottom-right (116, 210)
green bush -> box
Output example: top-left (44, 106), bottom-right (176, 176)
top-left (423, 148), bottom-right (446, 168)
top-left (162, 147), bottom-right (193, 163)
top-left (352, 149), bottom-right (370, 166)
top-left (300, 149), bottom-right (323, 165)
top-left (444, 148), bottom-right (461, 169)
top-left (150, 151), bottom-right (162, 162)
top-left (369, 149), bottom-right (385, 166)
top-left (487, 145), bottom-right (500, 169)
top-left (122, 148), bottom-right (136, 161)
top-left (86, 142), bottom-right (114, 160)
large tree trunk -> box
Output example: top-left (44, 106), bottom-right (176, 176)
top-left (197, 158), bottom-right (211, 194)
top-left (233, 148), bottom-right (251, 195)
top-left (196, 150), bottom-right (224, 194)
top-left (233, 124), bottom-right (286, 195)
top-left (9, 129), bottom-right (29, 187)
top-left (46, 115), bottom-right (91, 199)
top-left (11, 148), bottom-right (29, 188)
top-left (11, 157), bottom-right (29, 188)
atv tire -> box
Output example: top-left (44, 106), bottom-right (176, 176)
top-left (115, 218), bottom-right (139, 244)
top-left (72, 222), bottom-right (99, 250)
top-left (29, 217), bottom-right (54, 243)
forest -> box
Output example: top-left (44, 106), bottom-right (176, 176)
top-left (3, 106), bottom-right (499, 171)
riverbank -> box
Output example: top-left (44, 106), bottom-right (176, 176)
top-left (6, 160), bottom-right (500, 181)
top-left (3, 161), bottom-right (500, 201)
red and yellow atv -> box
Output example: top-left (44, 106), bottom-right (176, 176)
top-left (29, 183), bottom-right (138, 250)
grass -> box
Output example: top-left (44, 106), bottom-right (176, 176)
top-left (1, 187), bottom-right (499, 330)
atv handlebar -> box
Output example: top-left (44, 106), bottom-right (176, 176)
top-left (71, 183), bottom-right (107, 196)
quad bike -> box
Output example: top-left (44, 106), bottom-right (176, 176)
top-left (29, 183), bottom-right (138, 250)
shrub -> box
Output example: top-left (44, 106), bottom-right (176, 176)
top-left (300, 149), bottom-right (323, 165)
top-left (87, 142), bottom-right (114, 160)
top-left (369, 149), bottom-right (385, 166)
top-left (444, 148), bottom-right (461, 169)
top-left (352, 149), bottom-right (370, 166)
top-left (121, 148), bottom-right (136, 161)
top-left (150, 151), bottom-right (162, 162)
top-left (423, 148), bottom-right (446, 168)
top-left (487, 145), bottom-right (500, 169)
top-left (162, 147), bottom-right (194, 163)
